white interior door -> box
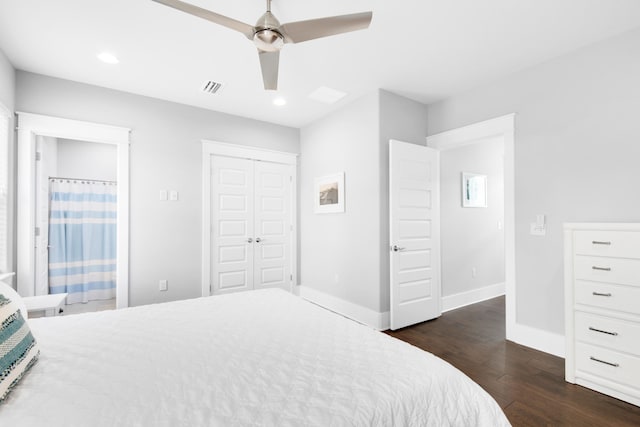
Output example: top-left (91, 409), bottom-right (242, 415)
top-left (211, 156), bottom-right (255, 294)
top-left (389, 140), bottom-right (441, 330)
top-left (253, 161), bottom-right (292, 291)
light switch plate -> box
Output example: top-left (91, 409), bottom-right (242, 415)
top-left (169, 190), bottom-right (179, 201)
top-left (159, 280), bottom-right (168, 291)
top-left (159, 190), bottom-right (168, 201)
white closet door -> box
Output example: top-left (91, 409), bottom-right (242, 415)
top-left (253, 161), bottom-right (292, 291)
top-left (211, 156), bottom-right (255, 294)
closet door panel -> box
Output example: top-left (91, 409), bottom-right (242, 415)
top-left (253, 161), bottom-right (292, 291)
top-left (211, 156), bottom-right (254, 294)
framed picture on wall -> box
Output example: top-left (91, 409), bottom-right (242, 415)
top-left (462, 172), bottom-right (487, 208)
top-left (314, 172), bottom-right (345, 213)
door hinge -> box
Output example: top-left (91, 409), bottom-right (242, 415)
top-left (290, 274), bottom-right (293, 281)
top-left (35, 227), bottom-right (40, 237)
top-left (35, 152), bottom-right (42, 161)
top-left (289, 176), bottom-right (292, 182)
top-left (209, 283), bottom-right (212, 293)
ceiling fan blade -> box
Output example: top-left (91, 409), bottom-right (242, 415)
top-left (152, 0), bottom-right (254, 38)
top-left (280, 11), bottom-right (372, 44)
top-left (258, 50), bottom-right (280, 90)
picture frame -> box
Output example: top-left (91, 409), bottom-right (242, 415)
top-left (314, 172), bottom-right (345, 213)
top-left (461, 172), bottom-right (487, 208)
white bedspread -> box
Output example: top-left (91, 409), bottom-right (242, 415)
top-left (1, 289), bottom-right (510, 426)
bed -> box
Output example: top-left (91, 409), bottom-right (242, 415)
top-left (1, 288), bottom-right (510, 426)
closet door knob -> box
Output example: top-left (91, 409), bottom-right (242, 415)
top-left (256, 237), bottom-right (262, 243)
top-left (247, 238), bottom-right (253, 243)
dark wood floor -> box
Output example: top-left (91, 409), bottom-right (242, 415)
top-left (386, 296), bottom-right (640, 426)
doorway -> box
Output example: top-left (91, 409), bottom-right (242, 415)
top-left (33, 137), bottom-right (118, 314)
top-left (426, 114), bottom-right (516, 340)
top-left (16, 113), bottom-right (130, 309)
top-left (438, 136), bottom-right (505, 311)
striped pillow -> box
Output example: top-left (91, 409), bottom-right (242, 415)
top-left (0, 294), bottom-right (40, 402)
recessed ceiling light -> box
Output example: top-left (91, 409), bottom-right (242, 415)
top-left (273, 97), bottom-right (287, 106)
top-left (97, 52), bottom-right (119, 64)
top-left (308, 86), bottom-right (347, 104)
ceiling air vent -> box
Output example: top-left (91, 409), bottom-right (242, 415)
top-left (202, 81), bottom-right (223, 94)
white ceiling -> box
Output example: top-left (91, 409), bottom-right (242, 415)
top-left (2, 0), bottom-right (640, 128)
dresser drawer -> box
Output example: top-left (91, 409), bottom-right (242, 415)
top-left (575, 281), bottom-right (640, 316)
top-left (575, 231), bottom-right (640, 259)
top-left (576, 342), bottom-right (640, 391)
top-left (575, 312), bottom-right (640, 355)
top-left (574, 255), bottom-right (640, 287)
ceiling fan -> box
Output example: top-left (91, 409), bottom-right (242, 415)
top-left (152, 0), bottom-right (373, 90)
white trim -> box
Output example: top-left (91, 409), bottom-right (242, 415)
top-left (510, 323), bottom-right (565, 358)
top-left (427, 115), bottom-right (514, 151)
top-left (201, 140), bottom-right (297, 165)
top-left (442, 282), bottom-right (505, 313)
top-left (16, 113), bottom-right (130, 308)
top-left (427, 114), bottom-right (519, 349)
top-left (0, 103), bottom-right (10, 274)
top-left (201, 140), bottom-right (298, 298)
top-left (299, 285), bottom-right (390, 331)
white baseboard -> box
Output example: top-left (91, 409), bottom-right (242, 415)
top-left (442, 282), bottom-right (505, 312)
top-left (508, 323), bottom-right (565, 358)
top-left (298, 285), bottom-right (389, 330)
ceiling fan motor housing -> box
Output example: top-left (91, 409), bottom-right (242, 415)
top-left (253, 11), bottom-right (284, 52)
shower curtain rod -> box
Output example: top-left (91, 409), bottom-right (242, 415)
top-left (49, 176), bottom-right (117, 184)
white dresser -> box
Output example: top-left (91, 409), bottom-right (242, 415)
top-left (564, 223), bottom-right (640, 406)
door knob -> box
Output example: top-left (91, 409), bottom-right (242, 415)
top-left (391, 245), bottom-right (406, 252)
top-left (247, 238), bottom-right (253, 243)
top-left (256, 237), bottom-right (262, 243)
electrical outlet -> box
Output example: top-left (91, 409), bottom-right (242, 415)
top-left (159, 280), bottom-right (168, 291)
top-left (530, 223), bottom-right (546, 236)
top-left (472, 267), bottom-right (477, 278)
top-left (169, 190), bottom-right (179, 201)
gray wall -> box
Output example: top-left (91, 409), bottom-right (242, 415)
top-left (427, 27), bottom-right (640, 335)
top-left (378, 90), bottom-right (429, 312)
top-left (300, 90), bottom-right (428, 314)
top-left (300, 93), bottom-right (381, 312)
top-left (440, 137), bottom-right (504, 297)
top-left (57, 139), bottom-right (117, 182)
top-left (0, 50), bottom-right (15, 279)
top-left (16, 71), bottom-right (299, 307)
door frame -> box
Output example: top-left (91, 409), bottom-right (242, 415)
top-left (16, 112), bottom-right (130, 308)
top-left (201, 140), bottom-right (298, 297)
top-left (426, 113), bottom-right (516, 341)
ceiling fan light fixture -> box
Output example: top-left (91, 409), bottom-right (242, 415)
top-left (253, 29), bottom-right (284, 52)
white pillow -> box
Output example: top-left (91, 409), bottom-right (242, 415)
top-left (0, 280), bottom-right (28, 319)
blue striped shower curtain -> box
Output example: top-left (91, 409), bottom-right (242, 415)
top-left (48, 179), bottom-right (117, 304)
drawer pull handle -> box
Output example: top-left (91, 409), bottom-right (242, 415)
top-left (592, 241), bottom-right (611, 245)
top-left (590, 356), bottom-right (619, 368)
top-left (592, 266), bottom-right (611, 271)
top-left (592, 292), bottom-right (612, 297)
top-left (588, 327), bottom-right (618, 336)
